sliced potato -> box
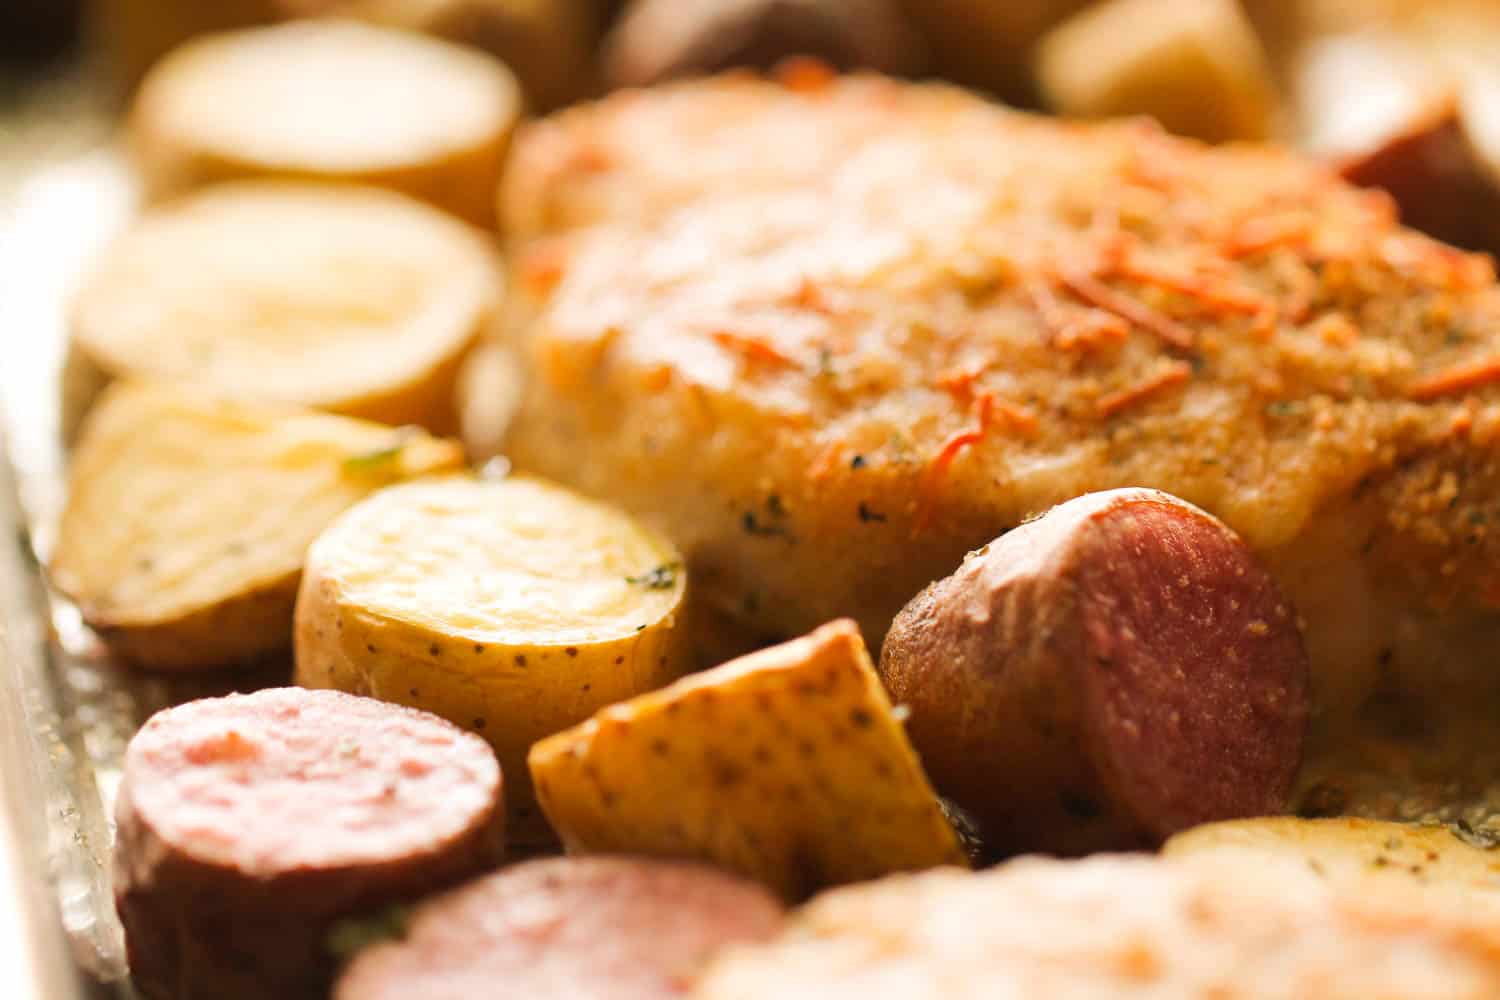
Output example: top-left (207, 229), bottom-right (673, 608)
top-left (294, 475), bottom-right (691, 839)
top-left (70, 181), bottom-right (499, 434)
top-left (529, 619), bottom-right (968, 899)
top-left (129, 19), bottom-right (522, 224)
top-left (1037, 0), bottom-right (1279, 143)
top-left (50, 381), bottom-right (464, 671)
top-left (1165, 817), bottom-right (1500, 892)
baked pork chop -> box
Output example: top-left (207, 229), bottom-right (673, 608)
top-left (504, 74), bottom-right (1500, 733)
top-left (699, 855), bottom-right (1500, 999)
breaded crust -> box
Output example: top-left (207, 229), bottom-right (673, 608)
top-left (505, 74), bottom-right (1500, 732)
top-left (498, 72), bottom-right (987, 241)
top-left (699, 854), bottom-right (1500, 999)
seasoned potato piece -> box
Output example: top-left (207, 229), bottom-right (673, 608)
top-left (50, 382), bottom-right (463, 671)
top-left (70, 181), bottom-right (499, 433)
top-left (1037, 0), bottom-right (1279, 143)
top-left (129, 19), bottom-right (521, 224)
top-left (880, 489), bottom-right (1310, 856)
top-left (1165, 817), bottom-right (1500, 892)
top-left (294, 475), bottom-right (691, 839)
top-left (529, 619), bottom-right (967, 899)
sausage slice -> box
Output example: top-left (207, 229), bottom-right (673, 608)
top-left (334, 857), bottom-right (785, 1000)
top-left (114, 687), bottom-right (504, 1000)
top-left (880, 488), bottom-right (1310, 855)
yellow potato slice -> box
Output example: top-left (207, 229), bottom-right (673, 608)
top-left (1165, 817), bottom-right (1500, 892)
top-left (129, 19), bottom-right (522, 225)
top-left (70, 181), bottom-right (500, 434)
top-left (1036, 0), bottom-right (1279, 143)
top-left (294, 475), bottom-right (691, 839)
top-left (529, 619), bottom-right (968, 899)
top-left (50, 381), bottom-right (464, 671)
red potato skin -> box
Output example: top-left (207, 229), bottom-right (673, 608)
top-left (333, 857), bottom-right (786, 1000)
top-left (114, 689), bottom-right (505, 1000)
top-left (1337, 98), bottom-right (1500, 255)
top-left (879, 488), bottom-right (1310, 857)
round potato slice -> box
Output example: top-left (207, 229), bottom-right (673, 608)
top-left (294, 475), bottom-right (691, 839)
top-left (1165, 817), bottom-right (1500, 893)
top-left (128, 19), bottom-right (522, 225)
top-left (70, 181), bottom-right (500, 433)
top-left (50, 382), bottom-right (465, 671)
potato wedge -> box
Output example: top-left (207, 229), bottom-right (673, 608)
top-left (70, 181), bottom-right (500, 434)
top-left (1037, 0), bottom-right (1279, 143)
top-left (294, 475), bottom-right (691, 839)
top-left (50, 382), bottom-right (463, 671)
top-left (1165, 817), bottom-right (1500, 893)
top-left (129, 19), bottom-right (521, 225)
top-left (529, 619), bottom-right (967, 899)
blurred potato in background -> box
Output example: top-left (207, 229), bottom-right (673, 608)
top-left (1037, 0), bottom-right (1278, 142)
top-left (602, 0), bottom-right (925, 89)
top-left (38, 0), bottom-right (1500, 257)
top-left (96, 0), bottom-right (605, 109)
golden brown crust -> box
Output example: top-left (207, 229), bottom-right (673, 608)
top-left (700, 854), bottom-right (1500, 998)
top-left (505, 74), bottom-right (1500, 729)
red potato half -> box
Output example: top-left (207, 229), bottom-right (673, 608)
top-left (879, 488), bottom-right (1311, 856)
top-left (114, 688), bottom-right (504, 1000)
top-left (333, 857), bottom-right (785, 1000)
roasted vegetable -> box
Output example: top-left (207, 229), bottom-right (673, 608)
top-left (529, 619), bottom-right (967, 899)
top-left (1037, 0), bottom-right (1279, 143)
top-left (129, 19), bottom-right (521, 225)
top-left (295, 475), bottom-right (691, 841)
top-left (70, 181), bottom-right (499, 433)
top-left (50, 382), bottom-right (462, 670)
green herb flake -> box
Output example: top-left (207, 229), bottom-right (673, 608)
top-left (1449, 818), bottom-right (1500, 850)
top-left (326, 903), bottom-right (412, 960)
top-left (342, 426), bottom-right (419, 477)
top-left (1264, 400), bottom-right (1302, 418)
top-left (625, 562), bottom-right (682, 590)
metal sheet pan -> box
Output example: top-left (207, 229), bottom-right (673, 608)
top-left (3, 54), bottom-right (1500, 1000)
